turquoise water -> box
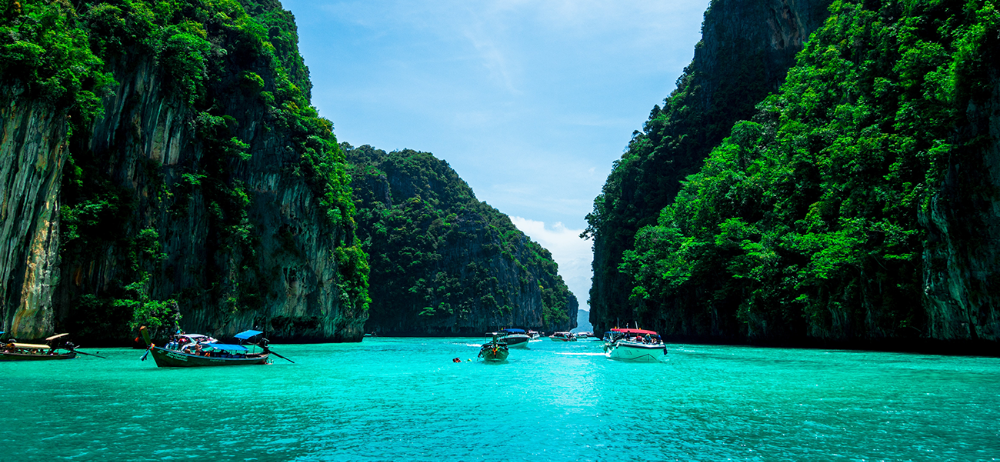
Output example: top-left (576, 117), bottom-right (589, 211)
top-left (3, 338), bottom-right (1000, 461)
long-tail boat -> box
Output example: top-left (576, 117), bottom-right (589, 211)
top-left (478, 334), bottom-right (509, 362)
top-left (139, 326), bottom-right (292, 367)
top-left (0, 333), bottom-right (92, 361)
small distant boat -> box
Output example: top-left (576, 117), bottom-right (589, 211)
top-left (550, 332), bottom-right (576, 342)
top-left (0, 333), bottom-right (103, 361)
top-left (528, 330), bottom-right (541, 340)
top-left (478, 334), bottom-right (509, 362)
top-left (497, 328), bottom-right (530, 348)
top-left (573, 332), bottom-right (592, 339)
top-left (139, 327), bottom-right (292, 367)
top-left (603, 328), bottom-right (666, 362)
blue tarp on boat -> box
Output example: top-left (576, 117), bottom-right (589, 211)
top-left (206, 344), bottom-right (248, 351)
top-left (501, 328), bottom-right (526, 333)
top-left (234, 330), bottom-right (263, 339)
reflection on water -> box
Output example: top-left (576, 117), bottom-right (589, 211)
top-left (3, 338), bottom-right (1000, 460)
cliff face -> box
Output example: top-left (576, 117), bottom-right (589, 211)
top-left (694, 0), bottom-right (831, 123)
top-left (58, 57), bottom-right (361, 343)
top-left (347, 145), bottom-right (577, 335)
top-left (584, 0), bottom-right (833, 335)
top-left (923, 72), bottom-right (1000, 342)
top-left (608, 0), bottom-right (1000, 350)
top-left (0, 96), bottom-right (67, 338)
top-left (1, 0), bottom-right (368, 343)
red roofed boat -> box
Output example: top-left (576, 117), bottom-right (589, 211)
top-left (602, 328), bottom-right (666, 362)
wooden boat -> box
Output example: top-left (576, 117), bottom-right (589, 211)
top-left (478, 334), bottom-right (509, 362)
top-left (139, 327), bottom-right (288, 367)
top-left (603, 328), bottom-right (666, 362)
top-left (0, 342), bottom-right (76, 361)
top-left (0, 333), bottom-right (101, 361)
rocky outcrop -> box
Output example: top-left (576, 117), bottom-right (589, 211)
top-left (348, 145), bottom-right (577, 335)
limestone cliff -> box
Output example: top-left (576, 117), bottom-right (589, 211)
top-left (922, 71), bottom-right (1000, 342)
top-left (585, 0), bottom-right (833, 335)
top-left (347, 144), bottom-right (578, 335)
top-left (0, 96), bottom-right (67, 339)
top-left (1, 0), bottom-right (368, 344)
top-left (596, 0), bottom-right (1000, 352)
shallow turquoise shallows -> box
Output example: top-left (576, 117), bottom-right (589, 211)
top-left (3, 338), bottom-right (1000, 461)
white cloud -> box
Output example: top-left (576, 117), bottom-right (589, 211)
top-left (510, 217), bottom-right (592, 304)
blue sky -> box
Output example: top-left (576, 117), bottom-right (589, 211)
top-left (280, 0), bottom-right (709, 305)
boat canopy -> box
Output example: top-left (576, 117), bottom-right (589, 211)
top-left (205, 344), bottom-right (248, 351)
top-left (12, 343), bottom-right (51, 349)
top-left (609, 328), bottom-right (659, 336)
top-left (501, 328), bottom-right (526, 333)
top-left (234, 330), bottom-right (263, 340)
top-left (46, 333), bottom-right (69, 341)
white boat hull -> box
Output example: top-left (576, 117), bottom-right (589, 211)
top-left (504, 334), bottom-right (531, 348)
top-left (606, 342), bottom-right (666, 362)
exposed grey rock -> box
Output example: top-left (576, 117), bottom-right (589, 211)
top-left (0, 95), bottom-right (67, 338)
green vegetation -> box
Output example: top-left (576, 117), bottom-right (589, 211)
top-left (2, 0), bottom-right (367, 341)
top-left (620, 0), bottom-right (999, 341)
top-left (346, 144), bottom-right (573, 333)
top-left (0, 0), bottom-right (110, 124)
top-left (582, 0), bottom-right (831, 328)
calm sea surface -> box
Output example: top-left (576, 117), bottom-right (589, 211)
top-left (2, 338), bottom-right (999, 461)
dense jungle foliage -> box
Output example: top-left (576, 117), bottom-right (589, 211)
top-left (620, 0), bottom-right (999, 341)
top-left (346, 144), bottom-right (574, 333)
top-left (0, 0), bottom-right (366, 339)
top-left (582, 0), bottom-right (832, 329)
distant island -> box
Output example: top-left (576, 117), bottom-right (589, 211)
top-left (347, 144), bottom-right (577, 336)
